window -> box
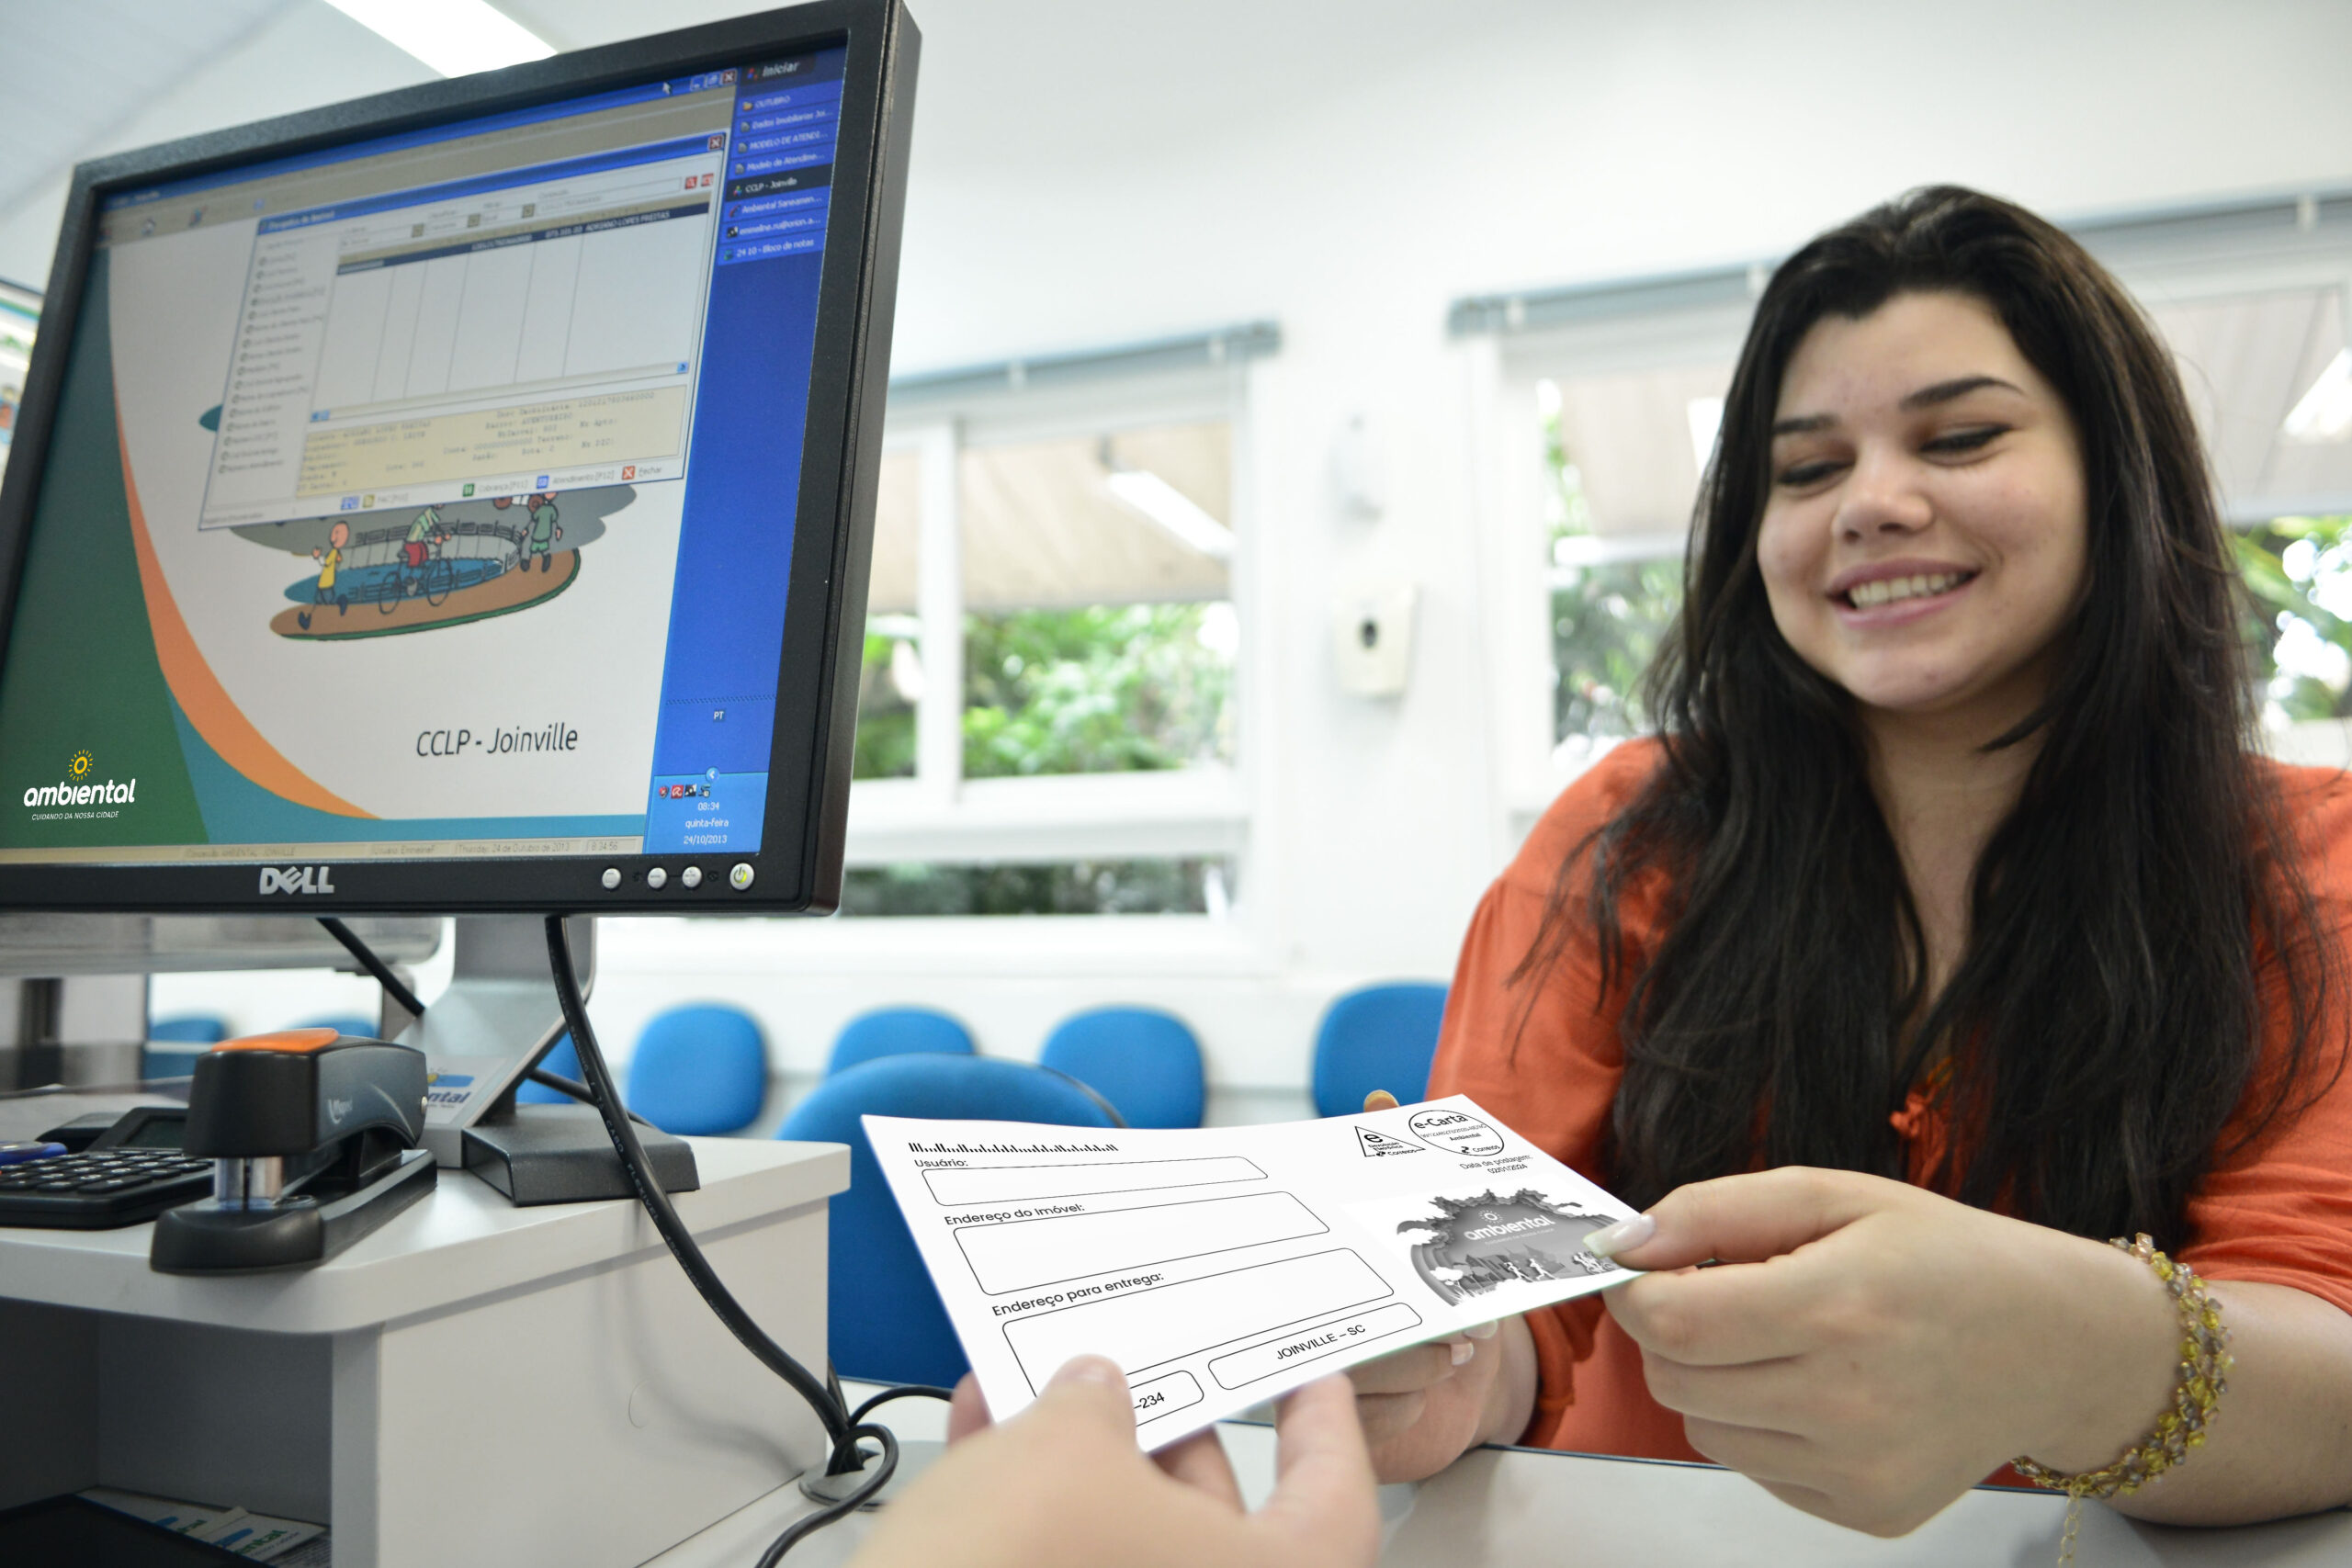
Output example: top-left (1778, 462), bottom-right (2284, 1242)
top-left (0, 279), bottom-right (37, 481)
top-left (1535, 367), bottom-right (1724, 763)
top-left (842, 326), bottom-right (1271, 914)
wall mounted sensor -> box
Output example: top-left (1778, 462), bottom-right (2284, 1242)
top-left (1332, 581), bottom-right (1418, 696)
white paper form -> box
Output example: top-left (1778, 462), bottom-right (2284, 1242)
top-left (864, 1094), bottom-right (1641, 1449)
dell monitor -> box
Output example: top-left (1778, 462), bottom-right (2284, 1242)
top-left (0, 0), bottom-right (917, 922)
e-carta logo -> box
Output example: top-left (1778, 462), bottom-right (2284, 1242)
top-left (23, 750), bottom-right (137, 811)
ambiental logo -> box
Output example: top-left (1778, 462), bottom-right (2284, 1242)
top-left (257, 865), bottom-right (337, 896)
top-left (22, 748), bottom-right (138, 811)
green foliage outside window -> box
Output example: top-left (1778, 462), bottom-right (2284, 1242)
top-left (963, 604), bottom-right (1233, 779)
top-left (851, 631), bottom-right (917, 780)
top-left (2234, 515), bottom-right (2352, 726)
top-left (1552, 560), bottom-right (1682, 742)
top-left (1541, 393), bottom-right (1684, 745)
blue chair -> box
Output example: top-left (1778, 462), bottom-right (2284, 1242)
top-left (150, 1015), bottom-right (230, 1044)
top-left (516, 1032), bottom-right (582, 1104)
top-left (300, 1013), bottom-right (379, 1040)
top-left (826, 1007), bottom-right (976, 1076)
top-left (1310, 982), bottom-right (1450, 1118)
top-left (625, 1005), bottom-right (770, 1135)
top-left (777, 1055), bottom-right (1121, 1386)
top-left (144, 1014), bottom-right (230, 1079)
top-left (1039, 1007), bottom-right (1205, 1129)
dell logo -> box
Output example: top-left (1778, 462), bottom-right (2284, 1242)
top-left (257, 865), bottom-right (337, 896)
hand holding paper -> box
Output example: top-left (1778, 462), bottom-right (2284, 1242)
top-left (862, 1095), bottom-right (1643, 1450)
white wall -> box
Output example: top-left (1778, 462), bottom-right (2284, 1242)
top-left (98, 0), bottom-right (2352, 1107)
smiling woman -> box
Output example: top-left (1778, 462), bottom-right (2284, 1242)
top-left (1358, 187), bottom-right (2352, 1541)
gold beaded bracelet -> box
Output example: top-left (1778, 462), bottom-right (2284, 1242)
top-left (2011, 1235), bottom-right (2233, 1565)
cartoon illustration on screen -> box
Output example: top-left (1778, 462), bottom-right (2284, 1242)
top-left (243, 485), bottom-right (636, 640)
top-left (526, 492), bottom-right (561, 571)
top-left (1390, 1190), bottom-right (1623, 1306)
top-left (297, 519), bottom-right (352, 631)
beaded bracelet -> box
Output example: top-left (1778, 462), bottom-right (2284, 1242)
top-left (2011, 1235), bottom-right (2233, 1564)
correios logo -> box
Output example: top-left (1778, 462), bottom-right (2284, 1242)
top-left (259, 865), bottom-right (337, 896)
top-left (22, 748), bottom-right (137, 811)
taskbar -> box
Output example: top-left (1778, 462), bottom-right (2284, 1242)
top-left (0, 835), bottom-right (646, 866)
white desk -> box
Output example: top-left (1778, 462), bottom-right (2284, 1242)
top-left (0, 1138), bottom-right (848, 1568)
top-left (651, 1385), bottom-right (2352, 1568)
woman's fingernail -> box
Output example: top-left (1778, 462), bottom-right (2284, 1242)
top-left (1448, 1336), bottom-right (1475, 1366)
top-left (1583, 1213), bottom-right (1656, 1259)
top-left (1465, 1320), bottom-right (1498, 1339)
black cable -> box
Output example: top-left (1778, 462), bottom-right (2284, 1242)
top-left (754, 1424), bottom-right (899, 1568)
top-left (847, 1384), bottom-right (954, 1427)
top-left (525, 1066), bottom-right (659, 1130)
top-left (544, 916), bottom-right (852, 1455)
top-left (317, 917), bottom-right (427, 1022)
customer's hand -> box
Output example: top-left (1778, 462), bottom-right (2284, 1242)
top-left (848, 1358), bottom-right (1381, 1568)
top-left (1340, 1089), bottom-right (1540, 1482)
top-left (1597, 1167), bottom-right (2181, 1538)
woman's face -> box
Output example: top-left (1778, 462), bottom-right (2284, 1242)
top-left (1755, 290), bottom-right (2088, 732)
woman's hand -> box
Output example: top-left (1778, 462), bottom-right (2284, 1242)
top-left (1595, 1167), bottom-right (2181, 1537)
top-left (1342, 1089), bottom-right (1541, 1481)
top-left (849, 1358), bottom-right (1381, 1568)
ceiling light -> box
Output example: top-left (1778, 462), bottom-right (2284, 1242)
top-left (2282, 348), bottom-right (2352, 445)
top-left (1105, 468), bottom-right (1235, 560)
top-left (322, 0), bottom-right (553, 79)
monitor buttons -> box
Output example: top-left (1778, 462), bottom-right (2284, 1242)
top-left (600, 867), bottom-right (622, 890)
top-left (729, 863), bottom-right (755, 891)
top-left (681, 866), bottom-right (703, 889)
top-left (647, 867), bottom-right (668, 890)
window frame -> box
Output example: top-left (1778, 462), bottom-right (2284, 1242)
top-left (840, 331), bottom-right (1268, 931)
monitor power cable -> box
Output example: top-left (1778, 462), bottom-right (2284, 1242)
top-left (539, 915), bottom-right (942, 1564)
top-left (322, 915), bottom-right (950, 1562)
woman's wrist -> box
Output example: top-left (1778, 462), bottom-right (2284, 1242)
top-left (2017, 1228), bottom-right (2187, 1473)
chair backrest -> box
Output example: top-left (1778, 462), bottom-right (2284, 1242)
top-left (298, 1013), bottom-right (380, 1040)
top-left (1039, 1007), bottom-right (1204, 1129)
top-left (148, 1015), bottom-right (230, 1045)
top-left (515, 1032), bottom-right (582, 1105)
top-left (776, 1055), bottom-right (1121, 1386)
top-left (625, 1005), bottom-right (769, 1135)
top-left (143, 1016), bottom-right (226, 1081)
top-left (826, 1007), bottom-right (976, 1076)
top-left (1310, 982), bottom-right (1450, 1118)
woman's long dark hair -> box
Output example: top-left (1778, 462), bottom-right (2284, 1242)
top-left (1519, 186), bottom-right (2342, 1244)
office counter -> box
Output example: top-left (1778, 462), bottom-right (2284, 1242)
top-left (6, 1149), bottom-right (2346, 1567)
top-left (0, 1138), bottom-right (849, 1568)
top-left (655, 1383), bottom-right (2352, 1568)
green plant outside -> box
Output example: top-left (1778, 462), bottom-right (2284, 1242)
top-left (2233, 515), bottom-right (2352, 724)
top-left (963, 604), bottom-right (1233, 779)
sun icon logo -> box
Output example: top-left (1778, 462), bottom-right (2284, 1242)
top-left (69, 750), bottom-right (93, 779)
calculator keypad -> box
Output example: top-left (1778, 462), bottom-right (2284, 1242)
top-left (0, 1150), bottom-right (212, 1227)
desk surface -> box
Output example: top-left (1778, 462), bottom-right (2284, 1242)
top-left (650, 1384), bottom-right (2352, 1568)
top-left (0, 1136), bottom-right (848, 1332)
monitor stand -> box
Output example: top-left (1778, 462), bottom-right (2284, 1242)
top-left (402, 916), bottom-right (698, 1204)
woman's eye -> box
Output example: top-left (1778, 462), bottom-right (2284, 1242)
top-left (1923, 424), bottom-right (2006, 457)
top-left (1775, 458), bottom-right (1842, 488)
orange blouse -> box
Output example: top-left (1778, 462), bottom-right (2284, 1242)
top-left (1428, 738), bottom-right (2352, 1462)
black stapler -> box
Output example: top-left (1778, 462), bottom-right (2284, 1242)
top-left (151, 1028), bottom-right (436, 1274)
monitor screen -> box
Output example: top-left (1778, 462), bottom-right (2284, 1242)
top-left (0, 2), bottom-right (914, 914)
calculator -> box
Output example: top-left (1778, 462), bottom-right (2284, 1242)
top-left (0, 1107), bottom-right (212, 1229)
